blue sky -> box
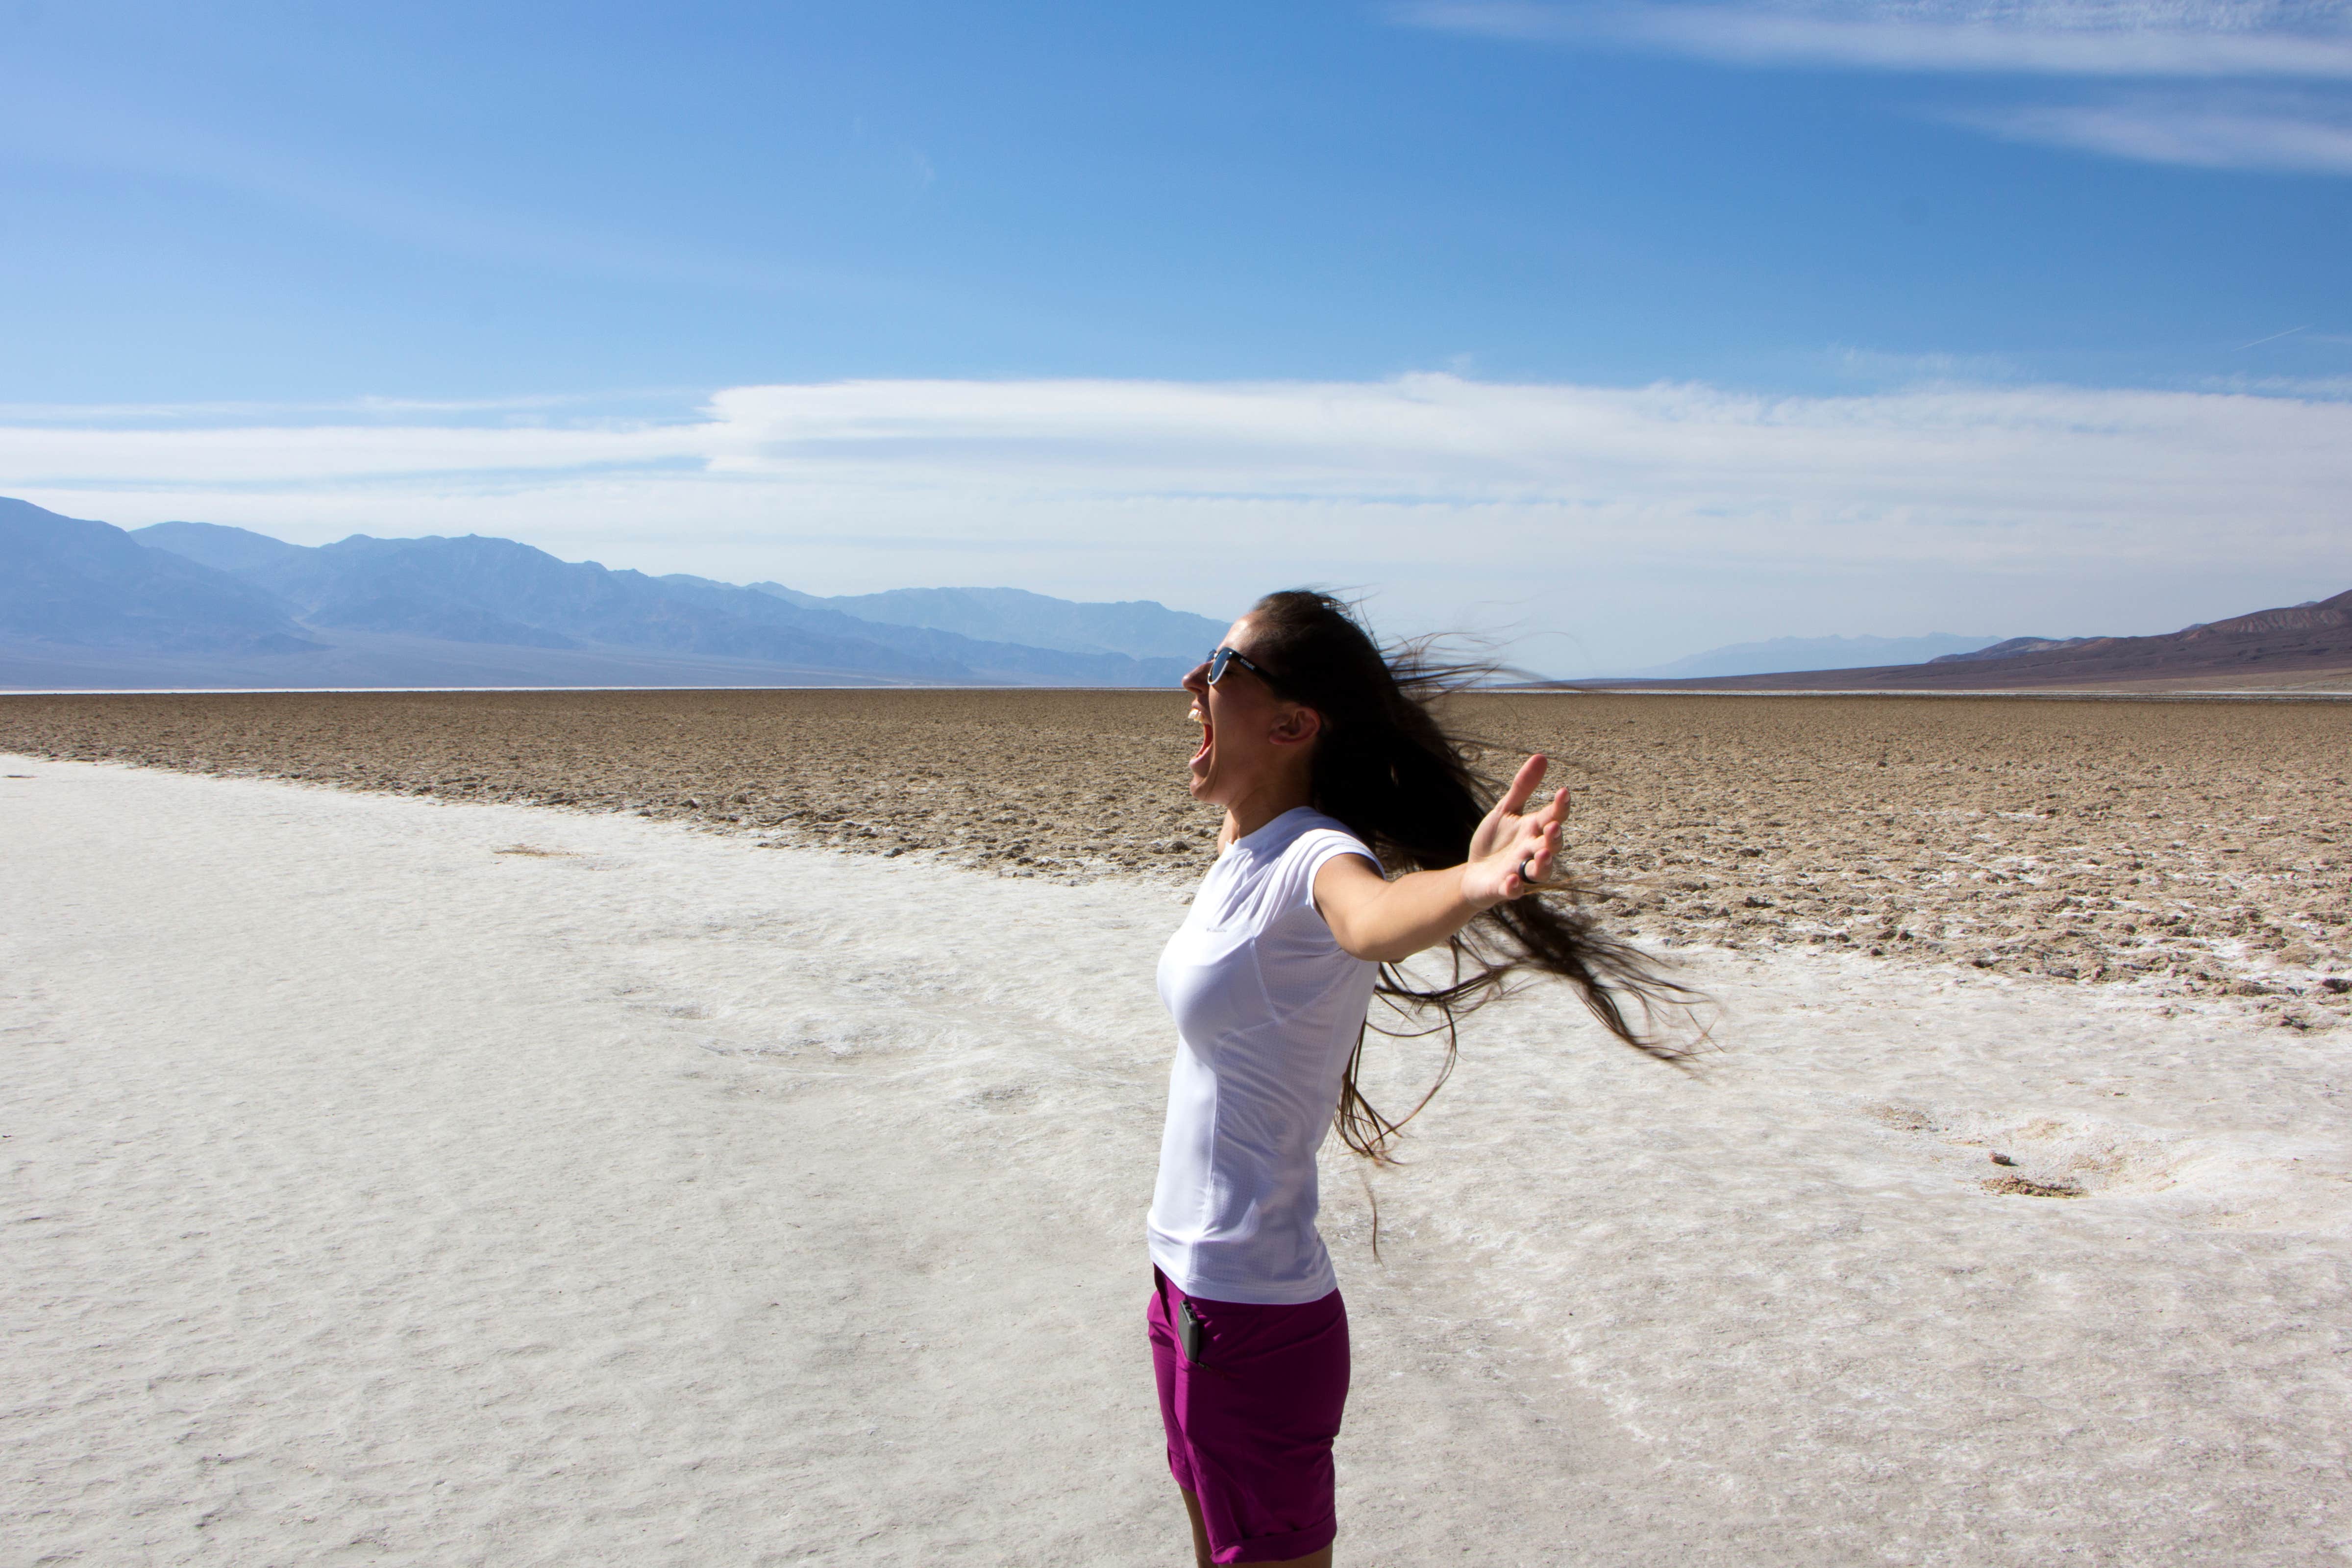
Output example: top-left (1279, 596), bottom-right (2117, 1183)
top-left (4, 0), bottom-right (2349, 671)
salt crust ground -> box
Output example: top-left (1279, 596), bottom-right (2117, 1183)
top-left (4, 758), bottom-right (2348, 1567)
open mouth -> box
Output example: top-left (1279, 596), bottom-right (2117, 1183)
top-left (1189, 705), bottom-right (1213, 768)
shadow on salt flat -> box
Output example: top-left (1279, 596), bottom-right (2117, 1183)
top-left (1865, 1099), bottom-right (2343, 1232)
top-left (956, 1080), bottom-right (1040, 1113)
top-left (676, 1015), bottom-right (930, 1060)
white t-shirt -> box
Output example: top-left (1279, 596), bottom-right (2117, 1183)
top-left (1147, 807), bottom-right (1381, 1305)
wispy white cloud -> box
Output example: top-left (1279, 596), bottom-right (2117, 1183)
top-left (9, 373), bottom-right (2345, 517)
top-left (1949, 95), bottom-right (2352, 165)
top-left (1395, 1), bottom-right (2352, 173)
top-left (0, 391), bottom-right (703, 427)
top-left (2194, 371), bottom-right (2352, 394)
top-left (1400, 1), bottom-right (2352, 75)
top-left (1822, 344), bottom-right (2028, 382)
top-left (3, 374), bottom-right (2346, 665)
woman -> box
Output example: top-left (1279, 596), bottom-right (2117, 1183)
top-left (1146, 590), bottom-right (1683, 1567)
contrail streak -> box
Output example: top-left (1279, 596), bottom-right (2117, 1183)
top-left (2237, 325), bottom-right (2310, 350)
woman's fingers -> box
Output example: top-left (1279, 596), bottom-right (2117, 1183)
top-left (1496, 753), bottom-right (1549, 818)
top-left (1517, 819), bottom-right (1561, 885)
top-left (1480, 769), bottom-right (1567, 900)
top-left (1529, 786), bottom-right (1566, 831)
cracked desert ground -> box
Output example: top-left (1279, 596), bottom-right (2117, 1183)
top-left (5, 688), bottom-right (2344, 1018)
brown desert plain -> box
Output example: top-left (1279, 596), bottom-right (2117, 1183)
top-left (2, 687), bottom-right (2346, 1019)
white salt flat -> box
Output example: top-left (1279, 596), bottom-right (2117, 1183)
top-left (3, 757), bottom-right (2346, 1566)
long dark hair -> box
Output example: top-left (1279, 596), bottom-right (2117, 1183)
top-left (1243, 589), bottom-right (1697, 1166)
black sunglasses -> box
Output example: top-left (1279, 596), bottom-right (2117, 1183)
top-left (1205, 646), bottom-right (1274, 686)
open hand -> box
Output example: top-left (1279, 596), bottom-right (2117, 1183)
top-left (1460, 754), bottom-right (1569, 909)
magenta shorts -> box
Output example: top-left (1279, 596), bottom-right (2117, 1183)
top-left (1147, 1268), bottom-right (1351, 1565)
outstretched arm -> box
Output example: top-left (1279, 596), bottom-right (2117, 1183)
top-left (1312, 755), bottom-right (1567, 964)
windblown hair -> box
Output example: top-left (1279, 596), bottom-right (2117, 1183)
top-left (1241, 589), bottom-right (1697, 1167)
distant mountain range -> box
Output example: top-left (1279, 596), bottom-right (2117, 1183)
top-left (1925, 635), bottom-right (2094, 665)
top-left (748, 583), bottom-right (1221, 660)
top-left (12, 495), bottom-right (2341, 694)
top-left (0, 498), bottom-right (1227, 691)
top-left (1593, 590), bottom-right (2352, 692)
top-left (1, 505), bottom-right (322, 657)
top-left (1626, 632), bottom-right (2005, 680)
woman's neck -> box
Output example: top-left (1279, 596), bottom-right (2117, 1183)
top-left (1220, 778), bottom-right (1314, 848)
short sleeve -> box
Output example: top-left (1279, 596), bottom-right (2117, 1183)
top-left (1284, 827), bottom-right (1380, 915)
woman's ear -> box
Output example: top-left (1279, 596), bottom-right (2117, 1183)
top-left (1268, 705), bottom-right (1323, 748)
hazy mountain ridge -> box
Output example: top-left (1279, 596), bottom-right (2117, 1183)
top-left (134, 520), bottom-right (314, 577)
top-left (2181, 597), bottom-right (2352, 639)
top-left (1929, 636), bottom-right (2090, 665)
top-left (209, 534), bottom-right (958, 678)
top-left (2, 500), bottom-right (323, 656)
top-left (1632, 632), bottom-right (2003, 680)
top-left (26, 499), bottom-right (2337, 694)
top-left (741, 582), bottom-right (1230, 660)
top-left (0, 501), bottom-right (1205, 689)
top-left (649, 570), bottom-right (1192, 682)
top-left (1609, 588), bottom-right (2352, 691)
